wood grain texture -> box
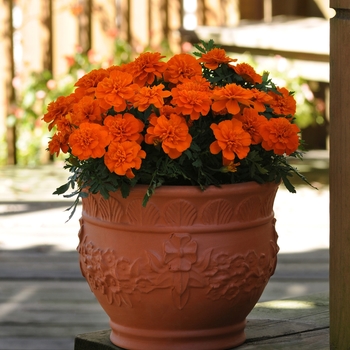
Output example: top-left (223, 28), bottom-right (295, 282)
top-left (330, 5), bottom-right (350, 350)
top-left (74, 293), bottom-right (329, 350)
top-left (330, 0), bottom-right (350, 10)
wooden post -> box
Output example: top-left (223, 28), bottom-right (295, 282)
top-left (330, 0), bottom-right (350, 348)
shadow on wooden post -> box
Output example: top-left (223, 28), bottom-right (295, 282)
top-left (330, 1), bottom-right (350, 348)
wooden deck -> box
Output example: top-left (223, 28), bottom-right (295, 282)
top-left (75, 293), bottom-right (329, 349)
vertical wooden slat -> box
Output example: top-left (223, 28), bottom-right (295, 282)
top-left (263, 0), bottom-right (272, 22)
top-left (126, 0), bottom-right (131, 44)
top-left (4, 0), bottom-right (16, 165)
top-left (53, 0), bottom-right (78, 77)
top-left (42, 0), bottom-right (53, 72)
top-left (197, 0), bottom-right (207, 26)
top-left (0, 0), bottom-right (8, 143)
top-left (148, 0), bottom-right (151, 46)
top-left (79, 0), bottom-right (93, 53)
top-left (179, 0), bottom-right (183, 28)
top-left (329, 1), bottom-right (350, 349)
top-left (163, 0), bottom-right (169, 40)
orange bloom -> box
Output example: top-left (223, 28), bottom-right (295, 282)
top-left (145, 114), bottom-right (192, 159)
top-left (104, 113), bottom-right (144, 143)
top-left (198, 48), bottom-right (236, 70)
top-left (235, 108), bottom-right (268, 144)
top-left (95, 70), bottom-right (138, 111)
top-left (233, 63), bottom-right (262, 84)
top-left (43, 94), bottom-right (76, 131)
top-left (107, 63), bottom-right (130, 74)
top-left (211, 84), bottom-right (254, 115)
top-left (171, 77), bottom-right (212, 120)
top-left (163, 53), bottom-right (202, 84)
top-left (268, 87), bottom-right (296, 116)
top-left (260, 118), bottom-right (300, 155)
top-left (251, 88), bottom-right (273, 112)
top-left (72, 96), bottom-right (103, 125)
top-left (222, 158), bottom-right (240, 173)
top-left (210, 118), bottom-right (251, 160)
top-left (56, 112), bottom-right (73, 134)
top-left (129, 52), bottom-right (167, 86)
top-left (48, 132), bottom-right (69, 156)
top-left (74, 68), bottom-right (109, 99)
top-left (159, 105), bottom-right (177, 117)
top-left (104, 140), bottom-right (146, 179)
top-left (132, 84), bottom-right (171, 112)
top-left (69, 122), bottom-right (110, 160)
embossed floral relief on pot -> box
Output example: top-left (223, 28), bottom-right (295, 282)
top-left (82, 190), bottom-right (277, 226)
top-left (77, 222), bottom-right (279, 310)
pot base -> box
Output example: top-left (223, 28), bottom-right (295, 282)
top-left (109, 319), bottom-right (246, 350)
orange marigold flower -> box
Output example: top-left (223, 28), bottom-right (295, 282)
top-left (198, 48), bottom-right (236, 70)
top-left (211, 84), bottom-right (254, 115)
top-left (210, 118), bottom-right (251, 160)
top-left (233, 63), bottom-right (262, 84)
top-left (72, 96), bottom-right (103, 125)
top-left (145, 114), bottom-right (192, 159)
top-left (251, 88), bottom-right (273, 112)
top-left (222, 158), bottom-right (240, 173)
top-left (235, 108), bottom-right (268, 145)
top-left (268, 87), bottom-right (296, 116)
top-left (56, 112), bottom-right (73, 134)
top-left (159, 104), bottom-right (177, 117)
top-left (163, 53), bottom-right (202, 84)
top-left (104, 113), bottom-right (144, 143)
top-left (178, 76), bottom-right (211, 92)
top-left (104, 140), bottom-right (146, 179)
top-left (106, 63), bottom-right (130, 74)
top-left (260, 117), bottom-right (300, 155)
top-left (132, 84), bottom-right (171, 112)
top-left (48, 132), bottom-right (69, 157)
top-left (74, 68), bottom-right (109, 99)
top-left (69, 122), bottom-right (110, 160)
top-left (129, 52), bottom-right (167, 86)
top-left (171, 77), bottom-right (212, 120)
top-left (95, 70), bottom-right (138, 111)
top-left (43, 94), bottom-right (76, 131)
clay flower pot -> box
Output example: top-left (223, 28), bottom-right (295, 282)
top-left (77, 181), bottom-right (279, 350)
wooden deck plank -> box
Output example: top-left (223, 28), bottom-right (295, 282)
top-left (240, 328), bottom-right (329, 349)
top-left (74, 294), bottom-right (329, 350)
top-left (0, 338), bottom-right (75, 350)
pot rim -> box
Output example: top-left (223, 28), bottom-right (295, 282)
top-left (108, 180), bottom-right (280, 199)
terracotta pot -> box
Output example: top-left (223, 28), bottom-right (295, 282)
top-left (77, 181), bottom-right (279, 350)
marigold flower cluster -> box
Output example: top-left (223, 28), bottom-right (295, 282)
top-left (43, 40), bottom-right (306, 209)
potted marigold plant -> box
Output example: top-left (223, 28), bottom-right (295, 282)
top-left (44, 40), bottom-right (311, 350)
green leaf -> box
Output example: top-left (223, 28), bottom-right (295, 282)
top-left (120, 182), bottom-right (131, 198)
top-left (53, 182), bottom-right (71, 195)
top-left (281, 175), bottom-right (296, 193)
top-left (190, 142), bottom-right (201, 152)
top-left (192, 158), bottom-right (202, 167)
